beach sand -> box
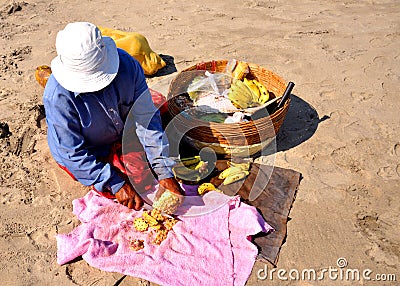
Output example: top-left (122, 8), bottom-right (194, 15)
top-left (0, 0), bottom-right (399, 285)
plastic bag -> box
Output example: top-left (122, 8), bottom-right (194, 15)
top-left (186, 68), bottom-right (238, 113)
top-left (187, 71), bottom-right (231, 99)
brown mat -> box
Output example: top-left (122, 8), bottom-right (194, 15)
top-left (211, 162), bottom-right (301, 266)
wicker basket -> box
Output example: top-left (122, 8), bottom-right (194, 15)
top-left (167, 60), bottom-right (290, 156)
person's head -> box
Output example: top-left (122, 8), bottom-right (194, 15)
top-left (51, 22), bottom-right (119, 93)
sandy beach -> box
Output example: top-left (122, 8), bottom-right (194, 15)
top-left (0, 0), bottom-right (399, 285)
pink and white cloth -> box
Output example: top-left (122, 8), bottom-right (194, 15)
top-left (56, 190), bottom-right (273, 286)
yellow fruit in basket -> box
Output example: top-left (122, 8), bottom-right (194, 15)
top-left (228, 79), bottom-right (258, 109)
top-left (253, 80), bottom-right (270, 104)
top-left (198, 183), bottom-right (216, 195)
top-left (232, 62), bottom-right (249, 80)
top-left (187, 76), bottom-right (204, 100)
top-left (223, 171), bottom-right (249, 185)
top-left (243, 78), bottom-right (260, 100)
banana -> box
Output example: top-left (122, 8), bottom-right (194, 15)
top-left (194, 160), bottom-right (204, 170)
top-left (180, 156), bottom-right (201, 167)
top-left (228, 79), bottom-right (258, 109)
top-left (223, 171), bottom-right (249, 185)
top-left (173, 159), bottom-right (209, 181)
top-left (228, 88), bottom-right (249, 109)
top-left (194, 160), bottom-right (209, 174)
top-left (218, 166), bottom-right (244, 179)
top-left (234, 79), bottom-right (253, 96)
top-left (253, 80), bottom-right (270, 104)
top-left (172, 164), bottom-right (198, 178)
top-left (243, 78), bottom-right (260, 101)
top-left (232, 62), bottom-right (249, 80)
top-left (199, 113), bottom-right (227, 123)
top-left (227, 161), bottom-right (251, 171)
top-left (197, 182), bottom-right (216, 195)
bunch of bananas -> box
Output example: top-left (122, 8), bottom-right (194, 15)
top-left (172, 156), bottom-right (210, 182)
top-left (218, 161), bottom-right (251, 185)
top-left (243, 78), bottom-right (270, 105)
top-left (227, 77), bottom-right (271, 109)
top-left (227, 79), bottom-right (259, 109)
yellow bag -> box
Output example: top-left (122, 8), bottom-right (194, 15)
top-left (99, 26), bottom-right (166, 75)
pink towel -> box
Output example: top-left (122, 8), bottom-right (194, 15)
top-left (56, 191), bottom-right (273, 286)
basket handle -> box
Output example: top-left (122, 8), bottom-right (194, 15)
top-left (275, 81), bottom-right (295, 111)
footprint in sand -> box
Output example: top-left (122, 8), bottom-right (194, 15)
top-left (0, 89), bottom-right (15, 102)
top-left (350, 91), bottom-right (374, 102)
top-left (0, 220), bottom-right (28, 239)
top-left (0, 46), bottom-right (32, 79)
top-left (319, 90), bottom-right (335, 99)
top-left (331, 146), bottom-right (361, 173)
top-left (377, 165), bottom-right (399, 180)
top-left (28, 227), bottom-right (57, 250)
top-left (392, 143), bottom-right (400, 156)
top-left (243, 0), bottom-right (276, 9)
top-left (369, 36), bottom-right (391, 48)
top-left (363, 55), bottom-right (390, 77)
top-left (356, 211), bottom-right (400, 267)
top-left (346, 184), bottom-right (372, 209)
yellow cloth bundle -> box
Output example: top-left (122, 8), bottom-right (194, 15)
top-left (99, 26), bottom-right (166, 75)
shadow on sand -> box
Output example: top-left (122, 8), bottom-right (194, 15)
top-left (145, 54), bottom-right (177, 78)
top-left (275, 94), bottom-right (329, 152)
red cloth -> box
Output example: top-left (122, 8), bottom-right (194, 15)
top-left (57, 140), bottom-right (152, 199)
top-left (57, 88), bottom-right (166, 198)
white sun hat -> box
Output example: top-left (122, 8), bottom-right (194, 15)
top-left (51, 22), bottom-right (119, 93)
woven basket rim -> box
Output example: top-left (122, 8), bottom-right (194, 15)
top-left (168, 59), bottom-right (289, 125)
top-left (167, 59), bottom-right (290, 146)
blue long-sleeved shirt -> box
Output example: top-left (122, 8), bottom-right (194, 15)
top-left (43, 48), bottom-right (174, 194)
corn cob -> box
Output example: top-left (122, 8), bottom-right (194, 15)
top-left (152, 190), bottom-right (182, 215)
top-left (142, 211), bottom-right (159, 226)
top-left (150, 209), bottom-right (165, 222)
top-left (133, 218), bottom-right (149, 232)
top-left (129, 238), bottom-right (144, 251)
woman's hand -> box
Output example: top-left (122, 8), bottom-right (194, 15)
top-left (158, 177), bottom-right (185, 196)
top-left (115, 182), bottom-right (143, 210)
